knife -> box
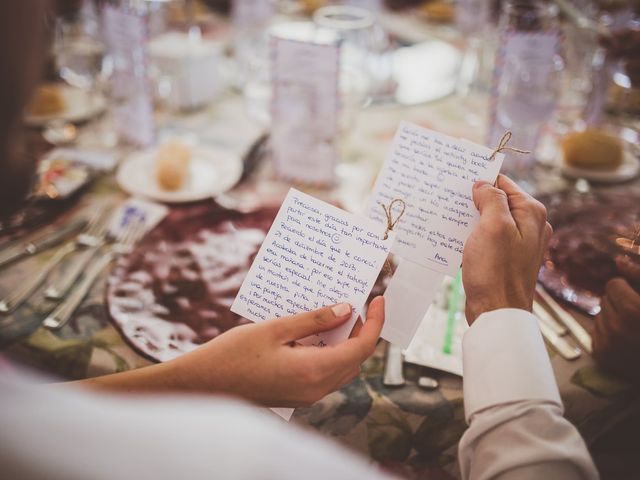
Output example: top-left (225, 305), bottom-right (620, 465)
top-left (537, 319), bottom-right (582, 361)
top-left (533, 301), bottom-right (568, 337)
top-left (536, 284), bottom-right (593, 354)
top-left (0, 217), bottom-right (87, 269)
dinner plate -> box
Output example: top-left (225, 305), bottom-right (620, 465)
top-left (24, 85), bottom-right (107, 127)
top-left (106, 204), bottom-right (279, 362)
top-left (116, 145), bottom-right (243, 203)
top-left (538, 190), bottom-right (640, 315)
top-left (561, 150), bottom-right (640, 184)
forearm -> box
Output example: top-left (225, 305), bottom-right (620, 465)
top-left (459, 401), bottom-right (597, 480)
top-left (62, 361), bottom-right (191, 394)
top-left (459, 309), bottom-right (598, 480)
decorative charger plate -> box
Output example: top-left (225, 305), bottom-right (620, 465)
top-left (538, 190), bottom-right (640, 315)
top-left (106, 202), bottom-right (278, 362)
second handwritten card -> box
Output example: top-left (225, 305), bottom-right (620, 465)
top-left (231, 189), bottom-right (393, 346)
top-left (367, 121), bottom-right (504, 276)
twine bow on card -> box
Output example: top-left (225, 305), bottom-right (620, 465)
top-left (379, 198), bottom-right (406, 277)
top-left (489, 131), bottom-right (531, 161)
top-left (380, 198), bottom-right (406, 240)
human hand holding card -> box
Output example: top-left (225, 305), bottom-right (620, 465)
top-left (368, 122), bottom-right (504, 348)
top-left (231, 189), bottom-right (393, 420)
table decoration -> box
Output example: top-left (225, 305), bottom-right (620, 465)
top-left (270, 23), bottom-right (341, 185)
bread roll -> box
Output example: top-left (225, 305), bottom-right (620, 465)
top-left (562, 130), bottom-right (623, 171)
top-left (156, 140), bottom-right (191, 191)
top-left (29, 85), bottom-right (65, 116)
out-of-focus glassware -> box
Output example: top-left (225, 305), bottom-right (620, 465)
top-left (55, 4), bottom-right (111, 95)
top-left (455, 0), bottom-right (492, 126)
top-left (50, 1), bottom-right (112, 145)
top-left (233, 0), bottom-right (276, 124)
top-left (313, 5), bottom-right (393, 102)
top-left (489, 0), bottom-right (563, 178)
top-left (149, 30), bottom-right (225, 112)
top-left (553, 1), bottom-right (600, 133)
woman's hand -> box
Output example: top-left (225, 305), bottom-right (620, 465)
top-left (68, 298), bottom-right (385, 408)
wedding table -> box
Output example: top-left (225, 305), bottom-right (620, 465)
top-left (2, 75), bottom-right (640, 480)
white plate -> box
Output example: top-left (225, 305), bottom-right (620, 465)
top-left (561, 150), bottom-right (640, 184)
top-left (25, 85), bottom-right (107, 126)
top-left (116, 145), bottom-right (243, 203)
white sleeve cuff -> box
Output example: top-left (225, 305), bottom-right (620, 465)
top-left (462, 308), bottom-right (562, 423)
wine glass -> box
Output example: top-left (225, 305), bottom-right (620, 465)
top-left (492, 0), bottom-right (563, 178)
top-left (48, 9), bottom-right (111, 145)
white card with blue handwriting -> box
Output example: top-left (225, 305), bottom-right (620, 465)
top-left (367, 121), bottom-right (504, 277)
top-left (232, 188), bottom-right (394, 347)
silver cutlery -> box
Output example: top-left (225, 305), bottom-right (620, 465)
top-left (383, 342), bottom-right (406, 387)
top-left (537, 318), bottom-right (582, 361)
top-left (536, 284), bottom-right (593, 354)
top-left (0, 208), bottom-right (112, 314)
top-left (532, 301), bottom-right (568, 337)
top-left (43, 219), bottom-right (145, 330)
top-left (43, 206), bottom-right (114, 300)
top-left (0, 217), bottom-right (87, 270)
top-left (0, 242), bottom-right (76, 314)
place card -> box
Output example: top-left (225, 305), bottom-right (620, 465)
top-left (231, 188), bottom-right (393, 347)
top-left (270, 37), bottom-right (340, 186)
top-left (367, 121), bottom-right (504, 277)
top-left (102, 5), bottom-right (154, 147)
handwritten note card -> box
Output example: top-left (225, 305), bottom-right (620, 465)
top-left (367, 121), bottom-right (504, 277)
top-left (232, 189), bottom-right (393, 346)
top-left (271, 37), bottom-right (340, 186)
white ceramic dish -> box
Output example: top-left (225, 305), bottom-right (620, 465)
top-left (117, 145), bottom-right (243, 203)
top-left (561, 150), bottom-right (640, 184)
top-left (25, 85), bottom-right (107, 126)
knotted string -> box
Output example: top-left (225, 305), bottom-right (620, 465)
top-left (489, 131), bottom-right (531, 161)
top-left (379, 198), bottom-right (406, 276)
top-left (380, 198), bottom-right (406, 240)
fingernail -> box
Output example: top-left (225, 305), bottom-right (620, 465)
top-left (331, 303), bottom-right (351, 317)
top-left (473, 181), bottom-right (488, 190)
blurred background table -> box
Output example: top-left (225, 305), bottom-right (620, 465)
top-left (2, 1), bottom-right (640, 479)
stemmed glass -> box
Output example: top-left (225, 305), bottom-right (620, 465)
top-left (50, 6), bottom-right (112, 145)
top-left (493, 0), bottom-right (563, 178)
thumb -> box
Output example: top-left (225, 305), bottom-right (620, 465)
top-left (271, 303), bottom-right (352, 342)
top-left (472, 180), bottom-right (514, 227)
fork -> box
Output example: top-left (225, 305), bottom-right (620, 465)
top-left (42, 219), bottom-right (145, 330)
top-left (0, 208), bottom-right (110, 315)
top-left (43, 205), bottom-right (114, 300)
